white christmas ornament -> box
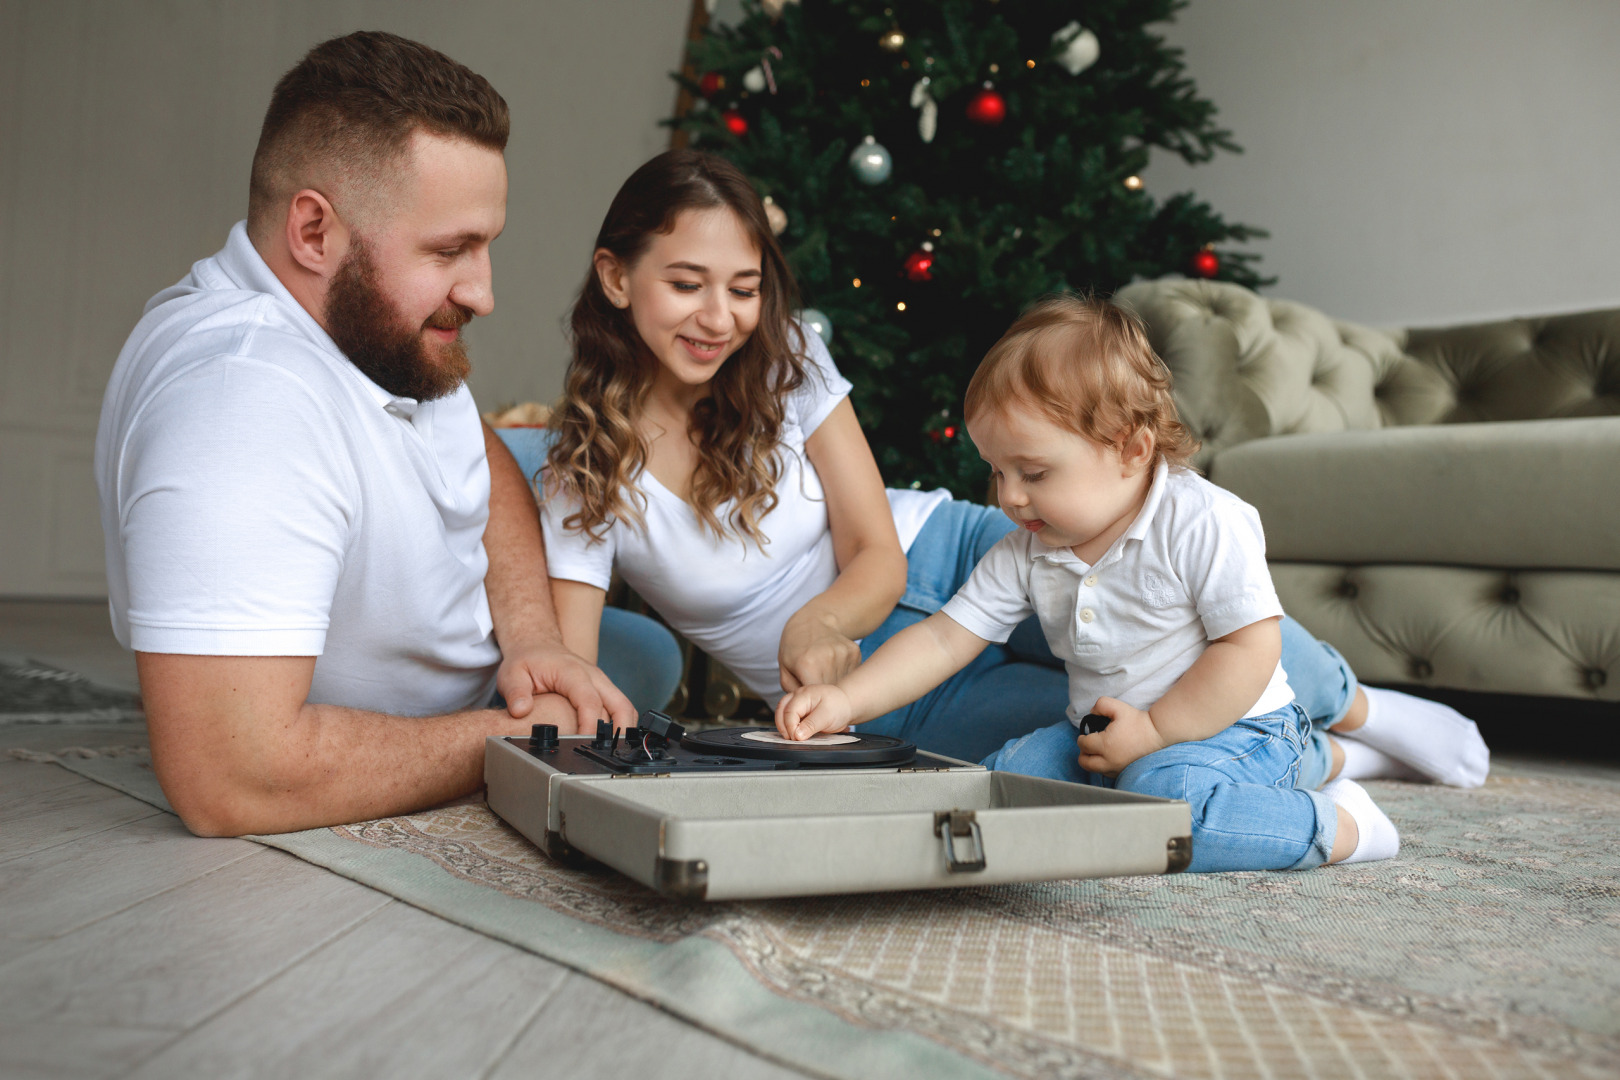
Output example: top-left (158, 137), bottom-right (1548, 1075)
top-left (910, 77), bottom-right (938, 144)
top-left (743, 66), bottom-right (767, 93)
top-left (1052, 22), bottom-right (1100, 76)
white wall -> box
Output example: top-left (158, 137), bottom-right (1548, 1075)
top-left (0, 0), bottom-right (691, 596)
top-left (1147, 0), bottom-right (1620, 328)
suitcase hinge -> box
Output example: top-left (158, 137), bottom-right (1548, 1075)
top-left (654, 857), bottom-right (709, 900)
top-left (934, 809), bottom-right (987, 873)
top-left (1166, 835), bottom-right (1193, 874)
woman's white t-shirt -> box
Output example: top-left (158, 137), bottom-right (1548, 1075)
top-left (539, 331), bottom-right (947, 703)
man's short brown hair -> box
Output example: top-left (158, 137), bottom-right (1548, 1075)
top-left (965, 294), bottom-right (1201, 468)
top-left (247, 31), bottom-right (509, 239)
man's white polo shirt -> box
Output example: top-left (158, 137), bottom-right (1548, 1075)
top-left (942, 462), bottom-right (1294, 727)
top-left (95, 221), bottom-right (500, 716)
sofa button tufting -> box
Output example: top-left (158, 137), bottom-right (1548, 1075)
top-left (1587, 668), bottom-right (1608, 690)
top-left (1500, 585), bottom-right (1521, 605)
top-left (1410, 658), bottom-right (1434, 680)
top-left (1338, 579), bottom-right (1359, 600)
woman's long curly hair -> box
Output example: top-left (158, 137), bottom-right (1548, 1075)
top-left (545, 150), bottom-right (805, 547)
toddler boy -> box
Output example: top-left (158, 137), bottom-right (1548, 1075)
top-left (776, 296), bottom-right (1400, 871)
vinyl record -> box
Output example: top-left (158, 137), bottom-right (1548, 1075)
top-left (681, 726), bottom-right (916, 766)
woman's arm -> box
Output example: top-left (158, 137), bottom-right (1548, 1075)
top-left (550, 579), bottom-right (608, 665)
top-left (779, 398), bottom-right (908, 691)
top-left (776, 612), bottom-right (989, 739)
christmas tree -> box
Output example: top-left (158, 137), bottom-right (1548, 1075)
top-left (671, 0), bottom-right (1268, 497)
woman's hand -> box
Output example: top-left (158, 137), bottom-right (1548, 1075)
top-left (778, 606), bottom-right (863, 693)
top-left (776, 684), bottom-right (855, 740)
top-left (1077, 696), bottom-right (1166, 778)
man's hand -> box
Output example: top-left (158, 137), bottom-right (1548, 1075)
top-left (496, 641), bottom-right (636, 733)
top-left (775, 684), bottom-right (856, 741)
top-left (1077, 696), bottom-right (1166, 778)
top-left (778, 608), bottom-right (863, 693)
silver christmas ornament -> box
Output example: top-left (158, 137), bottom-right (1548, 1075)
top-left (797, 308), bottom-right (833, 344)
top-left (1052, 22), bottom-right (1100, 76)
top-left (743, 66), bottom-right (767, 94)
top-left (849, 136), bottom-right (893, 185)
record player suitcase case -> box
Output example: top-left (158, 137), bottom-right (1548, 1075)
top-left (486, 733), bottom-right (1193, 901)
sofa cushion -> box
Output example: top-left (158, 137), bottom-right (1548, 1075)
top-left (1399, 309), bottom-right (1620, 424)
top-left (1272, 563), bottom-right (1619, 700)
top-left (1211, 416), bottom-right (1620, 570)
top-left (1117, 279), bottom-right (1453, 469)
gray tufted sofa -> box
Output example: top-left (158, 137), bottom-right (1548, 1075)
top-left (1115, 278), bottom-right (1620, 704)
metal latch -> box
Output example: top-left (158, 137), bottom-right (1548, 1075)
top-left (934, 809), bottom-right (987, 873)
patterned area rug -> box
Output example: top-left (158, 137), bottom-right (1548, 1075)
top-left (24, 746), bottom-right (1620, 1080)
top-left (0, 659), bottom-right (143, 724)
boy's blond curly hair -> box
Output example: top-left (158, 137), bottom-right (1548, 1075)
top-left (964, 294), bottom-right (1200, 468)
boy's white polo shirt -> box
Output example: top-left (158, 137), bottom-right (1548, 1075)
top-left (95, 221), bottom-right (500, 717)
top-left (941, 462), bottom-right (1293, 727)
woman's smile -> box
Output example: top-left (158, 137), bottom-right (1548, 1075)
top-left (678, 334), bottom-right (728, 361)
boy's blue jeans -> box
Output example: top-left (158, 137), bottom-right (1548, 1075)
top-left (983, 704), bottom-right (1339, 872)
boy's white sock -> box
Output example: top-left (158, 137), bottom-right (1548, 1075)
top-left (1335, 736), bottom-right (1424, 783)
top-left (1342, 686), bottom-right (1490, 788)
top-left (1323, 777), bottom-right (1400, 864)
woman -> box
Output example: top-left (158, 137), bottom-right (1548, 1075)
top-left (530, 149), bottom-right (1487, 785)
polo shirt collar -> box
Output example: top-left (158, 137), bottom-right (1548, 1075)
top-left (214, 220), bottom-right (420, 419)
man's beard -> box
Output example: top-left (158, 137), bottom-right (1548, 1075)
top-left (324, 241), bottom-right (473, 402)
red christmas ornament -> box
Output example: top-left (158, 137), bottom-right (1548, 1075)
top-left (699, 71), bottom-right (725, 97)
top-left (1191, 248), bottom-right (1220, 278)
top-left (903, 249), bottom-right (934, 282)
top-left (721, 109), bottom-right (749, 137)
top-left (965, 84), bottom-right (1007, 126)
top-left (943, 425), bottom-right (958, 439)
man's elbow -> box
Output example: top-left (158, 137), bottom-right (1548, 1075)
top-left (163, 779), bottom-right (272, 838)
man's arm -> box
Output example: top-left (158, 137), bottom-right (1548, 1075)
top-left (481, 423), bottom-right (634, 731)
top-left (138, 652), bottom-right (572, 837)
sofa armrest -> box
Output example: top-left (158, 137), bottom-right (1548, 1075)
top-left (1212, 415), bottom-right (1620, 571)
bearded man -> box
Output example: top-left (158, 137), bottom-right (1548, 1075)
top-left (94, 31), bottom-right (676, 836)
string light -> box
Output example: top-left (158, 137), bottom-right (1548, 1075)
top-left (1123, 175), bottom-right (1144, 191)
top-left (896, 302), bottom-right (907, 311)
top-left (1026, 59), bottom-right (1036, 68)
top-left (852, 278), bottom-right (862, 288)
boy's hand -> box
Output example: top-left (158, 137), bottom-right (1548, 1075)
top-left (775, 685), bottom-right (856, 741)
top-left (1077, 697), bottom-right (1166, 777)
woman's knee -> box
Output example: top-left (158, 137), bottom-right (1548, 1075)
top-left (597, 608), bottom-right (683, 713)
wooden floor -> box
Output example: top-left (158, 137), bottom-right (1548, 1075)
top-left (0, 602), bottom-right (810, 1080)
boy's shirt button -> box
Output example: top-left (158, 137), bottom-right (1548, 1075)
top-left (1079, 608), bottom-right (1095, 624)
top-left (1084, 575), bottom-right (1098, 587)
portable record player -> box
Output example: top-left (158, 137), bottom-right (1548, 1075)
top-left (485, 710), bottom-right (1192, 901)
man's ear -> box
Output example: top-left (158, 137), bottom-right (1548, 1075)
top-left (284, 189), bottom-right (350, 278)
top-left (594, 249), bottom-right (630, 309)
